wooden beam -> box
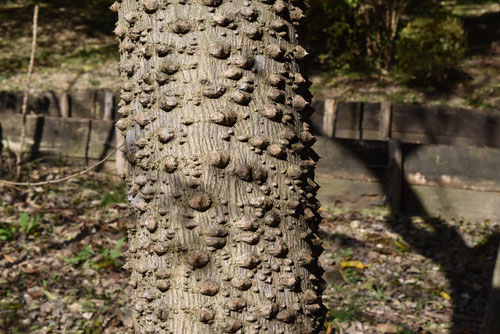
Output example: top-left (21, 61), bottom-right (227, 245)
top-left (391, 104), bottom-right (500, 148)
top-left (0, 113), bottom-right (116, 160)
top-left (60, 92), bottom-right (70, 118)
top-left (361, 103), bottom-right (382, 141)
top-left (322, 99), bottom-right (336, 138)
top-left (103, 91), bottom-right (114, 120)
top-left (379, 101), bottom-right (392, 140)
top-left (334, 102), bottom-right (363, 140)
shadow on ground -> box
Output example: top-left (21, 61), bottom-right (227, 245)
top-left (322, 138), bottom-right (500, 333)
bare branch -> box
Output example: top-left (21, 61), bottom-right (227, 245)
top-left (1, 145), bottom-right (124, 187)
top-left (16, 4), bottom-right (40, 179)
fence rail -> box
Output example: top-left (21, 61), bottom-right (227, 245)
top-left (311, 99), bottom-right (500, 148)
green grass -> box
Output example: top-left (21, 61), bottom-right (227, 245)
top-left (99, 182), bottom-right (126, 207)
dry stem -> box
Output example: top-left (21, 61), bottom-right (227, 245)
top-left (16, 4), bottom-right (39, 179)
top-left (1, 145), bottom-right (123, 187)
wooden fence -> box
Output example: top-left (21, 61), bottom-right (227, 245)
top-left (310, 99), bottom-right (500, 220)
top-left (0, 90), bottom-right (122, 172)
top-left (311, 99), bottom-right (500, 148)
top-left (1, 90), bottom-right (500, 220)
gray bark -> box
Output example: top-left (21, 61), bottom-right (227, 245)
top-left (113, 0), bottom-right (325, 333)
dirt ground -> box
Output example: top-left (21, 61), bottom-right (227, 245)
top-left (0, 166), bottom-right (498, 333)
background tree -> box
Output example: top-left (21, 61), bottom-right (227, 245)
top-left (113, 0), bottom-right (326, 333)
top-left (303, 0), bottom-right (457, 74)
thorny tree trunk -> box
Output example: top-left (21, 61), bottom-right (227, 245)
top-left (112, 0), bottom-right (326, 333)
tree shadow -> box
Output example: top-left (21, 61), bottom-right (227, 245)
top-left (315, 134), bottom-right (499, 333)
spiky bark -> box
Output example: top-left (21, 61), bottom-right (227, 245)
top-left (113, 0), bottom-right (325, 333)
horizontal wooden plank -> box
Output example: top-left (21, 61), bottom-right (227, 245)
top-left (360, 130), bottom-right (383, 141)
top-left (0, 91), bottom-right (60, 116)
top-left (309, 99), bottom-right (325, 136)
top-left (361, 102), bottom-right (381, 131)
top-left (392, 131), bottom-right (500, 148)
top-left (404, 143), bottom-right (500, 193)
top-left (391, 104), bottom-right (500, 148)
top-left (0, 113), bottom-right (117, 160)
top-left (328, 100), bottom-right (500, 147)
top-left (0, 90), bottom-right (120, 120)
top-left (334, 102), bottom-right (362, 139)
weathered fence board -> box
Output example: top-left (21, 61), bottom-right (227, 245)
top-left (314, 99), bottom-right (500, 149)
top-left (391, 104), bottom-right (500, 148)
top-left (360, 102), bottom-right (382, 141)
top-left (334, 102), bottom-right (363, 140)
top-left (314, 136), bottom-right (500, 221)
top-left (0, 90), bottom-right (119, 119)
top-left (1, 113), bottom-right (117, 161)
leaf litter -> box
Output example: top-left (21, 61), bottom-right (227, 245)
top-left (0, 165), bottom-right (130, 333)
top-left (320, 207), bottom-right (499, 334)
top-left (1, 165), bottom-right (499, 333)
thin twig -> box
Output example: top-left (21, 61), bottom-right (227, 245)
top-left (1, 145), bottom-right (123, 187)
top-left (16, 4), bottom-right (39, 179)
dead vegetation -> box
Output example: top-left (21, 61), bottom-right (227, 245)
top-left (319, 207), bottom-right (499, 334)
top-left (1, 166), bottom-right (498, 333)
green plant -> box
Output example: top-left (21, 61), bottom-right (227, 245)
top-left (337, 247), bottom-right (354, 259)
top-left (94, 236), bottom-right (126, 269)
top-left (99, 183), bottom-right (126, 207)
top-left (396, 329), bottom-right (414, 334)
top-left (65, 245), bottom-right (95, 267)
top-left (343, 267), bottom-right (364, 283)
top-left (372, 286), bottom-right (388, 302)
top-left (0, 213), bottom-right (42, 241)
top-left (0, 223), bottom-right (18, 241)
top-left (304, 0), bottom-right (448, 72)
top-left (19, 212), bottom-right (41, 235)
top-left (326, 300), bottom-right (364, 332)
top-left (65, 236), bottom-right (126, 270)
top-left (304, 0), bottom-right (366, 71)
top-left (396, 16), bottom-right (466, 85)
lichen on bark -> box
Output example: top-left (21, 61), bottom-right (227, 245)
top-left (114, 0), bottom-right (326, 332)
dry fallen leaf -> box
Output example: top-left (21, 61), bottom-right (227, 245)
top-left (341, 260), bottom-right (370, 269)
top-left (439, 291), bottom-right (451, 300)
top-left (3, 254), bottom-right (16, 263)
top-left (376, 323), bottom-right (398, 333)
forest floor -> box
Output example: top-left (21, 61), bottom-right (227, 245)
top-left (0, 166), bottom-right (498, 334)
top-left (0, 3), bottom-right (500, 110)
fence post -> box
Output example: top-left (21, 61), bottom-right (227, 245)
top-left (103, 91), bottom-right (114, 121)
top-left (379, 101), bottom-right (392, 140)
top-left (323, 98), bottom-right (337, 137)
top-left (60, 92), bottom-right (70, 118)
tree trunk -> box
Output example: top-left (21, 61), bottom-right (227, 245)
top-left (483, 243), bottom-right (500, 334)
top-left (113, 0), bottom-right (325, 333)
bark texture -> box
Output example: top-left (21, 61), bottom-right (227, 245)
top-left (114, 0), bottom-right (326, 332)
